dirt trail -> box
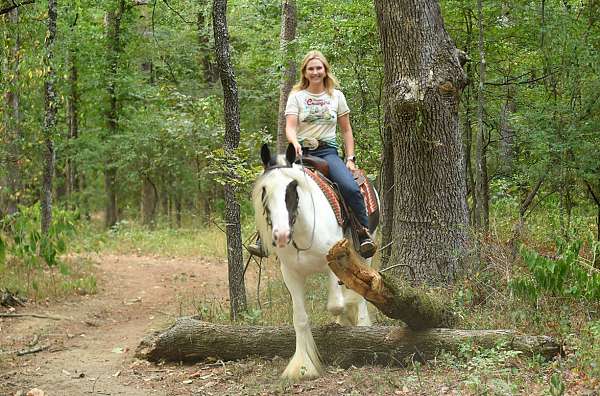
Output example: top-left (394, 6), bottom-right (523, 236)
top-left (0, 254), bottom-right (230, 396)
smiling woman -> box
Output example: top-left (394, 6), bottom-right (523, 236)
top-left (284, 50), bottom-right (376, 258)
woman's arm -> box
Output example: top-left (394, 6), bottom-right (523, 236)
top-left (286, 114), bottom-right (303, 157)
top-left (338, 113), bottom-right (356, 170)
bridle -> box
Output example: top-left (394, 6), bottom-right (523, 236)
top-left (261, 161), bottom-right (316, 253)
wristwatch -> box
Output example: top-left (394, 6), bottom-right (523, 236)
top-left (346, 155), bottom-right (356, 162)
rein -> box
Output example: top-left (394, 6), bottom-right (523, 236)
top-left (263, 157), bottom-right (317, 254)
top-left (291, 155), bottom-right (317, 253)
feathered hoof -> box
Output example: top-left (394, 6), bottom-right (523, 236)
top-left (281, 353), bottom-right (322, 381)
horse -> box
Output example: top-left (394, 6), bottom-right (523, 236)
top-left (252, 143), bottom-right (375, 380)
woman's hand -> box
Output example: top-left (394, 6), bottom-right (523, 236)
top-left (346, 159), bottom-right (357, 171)
top-left (286, 114), bottom-right (302, 158)
top-left (292, 141), bottom-right (303, 158)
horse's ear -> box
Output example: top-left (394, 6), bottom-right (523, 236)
top-left (261, 144), bottom-right (271, 166)
top-left (285, 143), bottom-right (296, 165)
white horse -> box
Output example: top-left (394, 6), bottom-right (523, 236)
top-left (252, 144), bottom-right (374, 380)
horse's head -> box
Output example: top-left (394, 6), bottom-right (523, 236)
top-left (253, 144), bottom-right (300, 250)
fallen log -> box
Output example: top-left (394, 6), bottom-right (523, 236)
top-left (136, 318), bottom-right (560, 366)
top-left (326, 239), bottom-right (454, 329)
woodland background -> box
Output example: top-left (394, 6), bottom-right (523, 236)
top-left (1, 0), bottom-right (599, 393)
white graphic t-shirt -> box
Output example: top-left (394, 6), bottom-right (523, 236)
top-left (285, 89), bottom-right (350, 148)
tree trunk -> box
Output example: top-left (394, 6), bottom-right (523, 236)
top-left (375, 0), bottom-right (469, 284)
top-left (104, 0), bottom-right (125, 229)
top-left (213, 0), bottom-right (247, 319)
top-left (197, 6), bottom-right (218, 85)
top-left (379, 119), bottom-right (394, 269)
top-left (474, 0), bottom-right (489, 232)
top-left (460, 7), bottom-right (475, 226)
top-left (499, 83), bottom-right (516, 176)
top-left (174, 193), bottom-right (182, 228)
top-left (141, 176), bottom-right (157, 227)
top-left (327, 239), bottom-right (455, 329)
top-left (0, 0), bottom-right (34, 15)
top-left (3, 8), bottom-right (22, 216)
top-left (41, 0), bottom-right (58, 236)
top-left (136, 318), bottom-right (560, 365)
top-left (66, 36), bottom-right (80, 203)
top-left (276, 0), bottom-right (297, 154)
top-left (510, 177), bottom-right (545, 260)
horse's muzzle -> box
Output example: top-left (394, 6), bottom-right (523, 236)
top-left (272, 227), bottom-right (291, 248)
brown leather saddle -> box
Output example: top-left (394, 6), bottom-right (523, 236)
top-left (296, 155), bottom-right (380, 235)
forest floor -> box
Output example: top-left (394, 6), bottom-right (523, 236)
top-left (1, 252), bottom-right (597, 395)
top-left (0, 253), bottom-right (418, 396)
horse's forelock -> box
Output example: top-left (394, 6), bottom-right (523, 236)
top-left (275, 154), bottom-right (290, 167)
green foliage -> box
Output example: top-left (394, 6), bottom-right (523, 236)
top-left (510, 240), bottom-right (600, 302)
top-left (549, 372), bottom-right (565, 396)
top-left (207, 145), bottom-right (264, 190)
top-left (1, 204), bottom-right (76, 268)
top-left (0, 235), bottom-right (5, 265)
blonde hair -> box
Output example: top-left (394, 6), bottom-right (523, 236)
top-left (292, 50), bottom-right (339, 95)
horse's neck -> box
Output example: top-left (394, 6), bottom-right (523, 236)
top-left (295, 177), bottom-right (338, 233)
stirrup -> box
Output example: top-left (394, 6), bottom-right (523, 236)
top-left (246, 238), bottom-right (268, 258)
top-left (358, 230), bottom-right (377, 259)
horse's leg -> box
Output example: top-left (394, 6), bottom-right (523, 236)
top-left (337, 259), bottom-right (372, 326)
top-left (280, 264), bottom-right (322, 380)
top-left (326, 270), bottom-right (345, 317)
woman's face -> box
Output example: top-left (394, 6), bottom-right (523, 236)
top-left (304, 58), bottom-right (325, 86)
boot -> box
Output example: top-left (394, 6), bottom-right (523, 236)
top-left (246, 236), bottom-right (268, 258)
top-left (358, 228), bottom-right (377, 259)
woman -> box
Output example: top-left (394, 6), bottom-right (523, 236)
top-left (248, 50), bottom-right (375, 259)
top-left (285, 50), bottom-right (375, 258)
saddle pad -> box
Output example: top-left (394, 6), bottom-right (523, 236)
top-left (303, 168), bottom-right (345, 226)
top-left (352, 169), bottom-right (379, 216)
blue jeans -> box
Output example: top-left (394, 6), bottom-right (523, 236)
top-left (302, 146), bottom-right (369, 228)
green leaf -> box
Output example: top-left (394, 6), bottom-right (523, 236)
top-left (0, 236), bottom-right (5, 264)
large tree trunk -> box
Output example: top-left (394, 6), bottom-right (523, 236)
top-left (104, 0), bottom-right (125, 229)
top-left (375, 0), bottom-right (469, 284)
top-left (276, 0), bottom-right (297, 154)
top-left (3, 8), bottom-right (22, 216)
top-left (213, 0), bottom-right (247, 319)
top-left (41, 0), bottom-right (58, 235)
top-left (136, 318), bottom-right (560, 365)
top-left (379, 119), bottom-right (394, 269)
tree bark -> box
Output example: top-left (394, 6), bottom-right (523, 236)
top-left (141, 176), bottom-right (157, 227)
top-left (327, 239), bottom-right (455, 329)
top-left (474, 0), bottom-right (489, 232)
top-left (3, 8), bottom-right (22, 216)
top-left (276, 0), bottom-right (297, 154)
top-left (136, 318), bottom-right (561, 365)
top-left (197, 6), bottom-right (218, 85)
top-left (499, 82), bottom-right (516, 176)
top-left (66, 23), bottom-right (80, 203)
top-left (41, 0), bottom-right (58, 236)
top-left (375, 0), bottom-right (469, 284)
top-left (460, 7), bottom-right (475, 226)
top-left (0, 0), bottom-right (34, 15)
top-left (104, 0), bottom-right (125, 228)
top-left (213, 0), bottom-right (247, 319)
top-left (379, 119), bottom-right (394, 269)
